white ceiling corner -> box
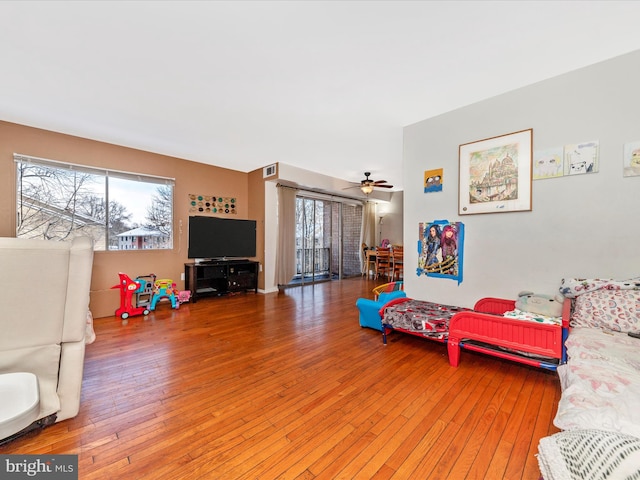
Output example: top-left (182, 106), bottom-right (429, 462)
top-left (2, 1), bottom-right (640, 192)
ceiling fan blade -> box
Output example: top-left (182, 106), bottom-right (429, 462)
top-left (354, 173), bottom-right (394, 191)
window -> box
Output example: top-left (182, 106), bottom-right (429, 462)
top-left (15, 154), bottom-right (174, 251)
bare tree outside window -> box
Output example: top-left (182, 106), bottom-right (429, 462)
top-left (15, 157), bottom-right (174, 251)
top-left (16, 162), bottom-right (106, 244)
top-left (145, 185), bottom-right (173, 236)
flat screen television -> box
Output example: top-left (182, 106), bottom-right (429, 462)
top-left (188, 216), bottom-right (257, 260)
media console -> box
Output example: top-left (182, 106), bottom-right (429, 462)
top-left (184, 260), bottom-right (259, 302)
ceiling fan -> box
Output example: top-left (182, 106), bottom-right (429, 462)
top-left (355, 172), bottom-right (393, 195)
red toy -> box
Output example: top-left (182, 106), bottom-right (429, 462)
top-left (111, 272), bottom-right (155, 320)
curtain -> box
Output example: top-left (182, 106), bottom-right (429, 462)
top-left (275, 185), bottom-right (298, 286)
top-left (360, 201), bottom-right (376, 272)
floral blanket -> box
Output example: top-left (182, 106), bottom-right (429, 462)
top-left (382, 299), bottom-right (471, 340)
top-left (560, 276), bottom-right (640, 333)
top-left (559, 276), bottom-right (640, 298)
top-left (554, 327), bottom-right (640, 439)
top-left (503, 308), bottom-right (561, 326)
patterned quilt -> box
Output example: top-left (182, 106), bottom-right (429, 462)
top-left (382, 299), bottom-right (471, 340)
top-left (538, 429), bottom-right (640, 480)
top-left (502, 308), bottom-right (562, 326)
top-left (555, 327), bottom-right (640, 439)
top-left (559, 276), bottom-right (640, 298)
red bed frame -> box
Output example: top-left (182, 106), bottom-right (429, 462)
top-left (382, 297), bottom-right (570, 371)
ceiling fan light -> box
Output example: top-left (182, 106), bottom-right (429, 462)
top-left (361, 184), bottom-right (374, 194)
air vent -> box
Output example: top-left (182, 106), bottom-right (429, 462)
top-left (263, 164), bottom-right (277, 178)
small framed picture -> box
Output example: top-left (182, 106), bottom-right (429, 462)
top-left (424, 168), bottom-right (443, 193)
top-left (623, 141), bottom-right (640, 177)
top-left (564, 141), bottom-right (599, 175)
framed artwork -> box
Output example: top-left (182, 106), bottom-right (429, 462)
top-left (623, 141), bottom-right (640, 177)
top-left (417, 220), bottom-right (464, 284)
top-left (458, 129), bottom-right (533, 215)
top-left (564, 141), bottom-right (599, 175)
top-left (424, 168), bottom-right (443, 193)
top-left (533, 146), bottom-right (564, 180)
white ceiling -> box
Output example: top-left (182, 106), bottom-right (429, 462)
top-left (2, 1), bottom-right (640, 192)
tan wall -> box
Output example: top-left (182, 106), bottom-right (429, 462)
top-left (0, 121), bottom-right (254, 318)
top-left (247, 168), bottom-right (267, 290)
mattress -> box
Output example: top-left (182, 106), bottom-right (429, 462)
top-left (382, 299), bottom-right (471, 340)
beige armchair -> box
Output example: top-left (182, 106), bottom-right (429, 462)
top-left (0, 236), bottom-right (94, 425)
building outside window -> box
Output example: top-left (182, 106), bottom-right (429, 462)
top-left (15, 154), bottom-right (174, 251)
top-left (116, 227), bottom-right (170, 250)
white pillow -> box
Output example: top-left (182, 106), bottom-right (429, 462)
top-left (538, 429), bottom-right (640, 480)
top-left (571, 289), bottom-right (640, 332)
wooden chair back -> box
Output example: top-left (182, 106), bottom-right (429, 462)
top-left (375, 248), bottom-right (392, 280)
top-left (392, 250), bottom-right (404, 281)
top-left (362, 243), bottom-right (376, 277)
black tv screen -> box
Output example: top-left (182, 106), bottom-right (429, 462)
top-left (188, 216), bottom-right (257, 260)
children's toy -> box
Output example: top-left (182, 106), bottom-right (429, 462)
top-left (150, 279), bottom-right (180, 311)
top-left (515, 291), bottom-right (564, 317)
top-left (111, 273), bottom-right (156, 320)
top-left (372, 281), bottom-right (404, 301)
top-left (177, 290), bottom-right (191, 304)
top-left (134, 274), bottom-right (156, 309)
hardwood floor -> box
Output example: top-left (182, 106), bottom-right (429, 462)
top-left (0, 277), bottom-right (560, 479)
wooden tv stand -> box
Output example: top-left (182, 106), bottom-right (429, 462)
top-left (184, 260), bottom-right (259, 302)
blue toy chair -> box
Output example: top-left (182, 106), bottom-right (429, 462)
top-left (356, 290), bottom-right (407, 331)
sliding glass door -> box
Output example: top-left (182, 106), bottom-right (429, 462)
top-left (292, 196), bottom-right (362, 285)
top-left (295, 197), bottom-right (328, 283)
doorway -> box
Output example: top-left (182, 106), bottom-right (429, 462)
top-left (291, 196), bottom-right (362, 285)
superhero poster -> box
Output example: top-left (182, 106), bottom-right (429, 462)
top-left (417, 220), bottom-right (464, 284)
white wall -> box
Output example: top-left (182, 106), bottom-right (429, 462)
top-left (378, 191), bottom-right (403, 246)
top-left (403, 50), bottom-right (640, 308)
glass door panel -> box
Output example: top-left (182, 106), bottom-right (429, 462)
top-left (292, 196), bottom-right (362, 286)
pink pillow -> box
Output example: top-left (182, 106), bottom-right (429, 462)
top-left (571, 289), bottom-right (640, 332)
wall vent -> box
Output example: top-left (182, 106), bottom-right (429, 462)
top-left (263, 164), bottom-right (277, 178)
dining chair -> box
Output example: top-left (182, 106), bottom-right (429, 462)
top-left (375, 247), bottom-right (392, 280)
top-left (392, 248), bottom-right (404, 281)
top-left (362, 243), bottom-right (376, 277)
